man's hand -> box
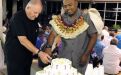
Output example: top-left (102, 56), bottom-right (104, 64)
top-left (80, 54), bottom-right (89, 66)
top-left (44, 48), bottom-right (52, 56)
top-left (38, 51), bottom-right (52, 64)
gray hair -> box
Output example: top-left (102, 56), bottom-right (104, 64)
top-left (25, 0), bottom-right (42, 10)
top-left (25, 0), bottom-right (34, 10)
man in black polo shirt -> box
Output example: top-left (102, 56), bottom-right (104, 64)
top-left (4, 0), bottom-right (51, 75)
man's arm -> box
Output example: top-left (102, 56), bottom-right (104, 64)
top-left (80, 9), bottom-right (98, 64)
top-left (82, 11), bottom-right (98, 56)
top-left (80, 32), bottom-right (97, 64)
top-left (85, 32), bottom-right (97, 55)
top-left (44, 31), bottom-right (56, 56)
top-left (18, 36), bottom-right (51, 64)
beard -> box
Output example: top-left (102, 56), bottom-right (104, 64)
top-left (65, 11), bottom-right (75, 17)
top-left (64, 9), bottom-right (77, 17)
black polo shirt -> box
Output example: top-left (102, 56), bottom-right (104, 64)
top-left (5, 10), bottom-right (39, 63)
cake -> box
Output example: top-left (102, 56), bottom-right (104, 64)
top-left (36, 58), bottom-right (82, 75)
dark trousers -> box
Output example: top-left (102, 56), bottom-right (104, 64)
top-left (6, 59), bottom-right (32, 75)
top-left (92, 57), bottom-right (103, 68)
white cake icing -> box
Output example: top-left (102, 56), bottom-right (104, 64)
top-left (51, 58), bottom-right (71, 71)
top-left (36, 58), bottom-right (82, 75)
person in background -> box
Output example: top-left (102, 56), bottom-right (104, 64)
top-left (4, 0), bottom-right (51, 75)
top-left (91, 34), bottom-right (105, 67)
top-left (44, 0), bottom-right (98, 74)
top-left (35, 31), bottom-right (45, 50)
top-left (115, 29), bottom-right (121, 49)
top-left (103, 38), bottom-right (121, 74)
top-left (116, 34), bottom-right (121, 49)
top-left (36, 26), bottom-right (51, 51)
top-left (44, 26), bottom-right (51, 36)
top-left (109, 32), bottom-right (115, 39)
top-left (102, 26), bottom-right (110, 46)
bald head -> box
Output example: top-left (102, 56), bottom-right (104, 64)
top-left (63, 0), bottom-right (78, 16)
top-left (110, 38), bottom-right (118, 45)
top-left (25, 0), bottom-right (43, 20)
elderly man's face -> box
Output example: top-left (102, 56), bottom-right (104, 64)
top-left (63, 0), bottom-right (78, 16)
top-left (28, 1), bottom-right (43, 20)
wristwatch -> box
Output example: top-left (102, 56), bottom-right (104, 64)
top-left (46, 44), bottom-right (52, 48)
top-left (37, 50), bottom-right (41, 55)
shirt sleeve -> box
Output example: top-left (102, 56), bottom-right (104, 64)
top-left (87, 16), bottom-right (97, 36)
top-left (51, 27), bottom-right (58, 36)
top-left (83, 13), bottom-right (97, 36)
top-left (10, 15), bottom-right (27, 37)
